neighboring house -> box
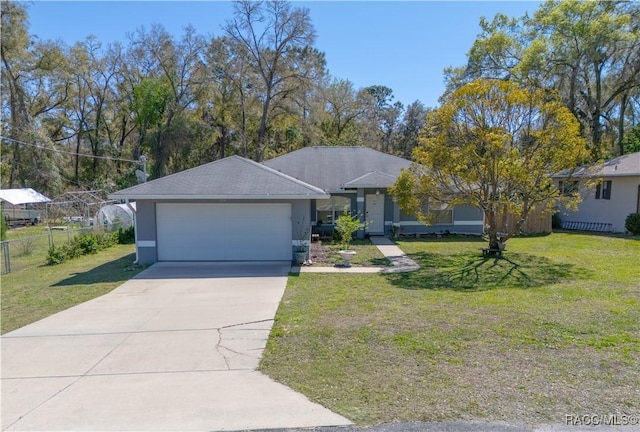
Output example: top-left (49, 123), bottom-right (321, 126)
top-left (110, 147), bottom-right (484, 264)
top-left (553, 151), bottom-right (640, 233)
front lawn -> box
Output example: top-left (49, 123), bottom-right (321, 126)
top-left (1, 244), bottom-right (143, 334)
top-left (261, 233), bottom-right (640, 425)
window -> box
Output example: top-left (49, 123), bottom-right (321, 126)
top-left (559, 180), bottom-right (579, 196)
top-left (595, 180), bottom-right (612, 200)
top-left (316, 196), bottom-right (351, 225)
top-left (421, 199), bottom-right (453, 225)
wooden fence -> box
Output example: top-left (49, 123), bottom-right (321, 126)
top-left (500, 207), bottom-right (552, 234)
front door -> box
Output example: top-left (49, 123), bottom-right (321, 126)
top-left (366, 194), bottom-right (385, 234)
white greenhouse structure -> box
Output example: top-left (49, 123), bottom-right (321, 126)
top-left (96, 203), bottom-right (135, 230)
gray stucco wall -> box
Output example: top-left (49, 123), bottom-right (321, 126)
top-left (133, 198), bottom-right (312, 264)
top-left (398, 204), bottom-right (484, 235)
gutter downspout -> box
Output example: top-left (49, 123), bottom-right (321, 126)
top-left (125, 199), bottom-right (139, 264)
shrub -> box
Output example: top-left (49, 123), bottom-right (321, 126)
top-left (95, 231), bottom-right (118, 249)
top-left (625, 213), bottom-right (640, 235)
top-left (118, 226), bottom-right (135, 244)
top-left (79, 235), bottom-right (99, 254)
top-left (335, 209), bottom-right (368, 250)
top-left (46, 246), bottom-right (66, 265)
top-left (45, 230), bottom-right (122, 265)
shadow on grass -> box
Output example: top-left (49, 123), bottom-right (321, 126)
top-left (397, 234), bottom-right (486, 244)
top-left (386, 251), bottom-right (578, 291)
top-left (52, 253), bottom-right (140, 287)
top-left (553, 229), bottom-right (640, 241)
top-left (370, 257), bottom-right (393, 267)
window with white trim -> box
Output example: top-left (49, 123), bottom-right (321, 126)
top-left (595, 180), bottom-right (612, 200)
top-left (316, 196), bottom-right (351, 225)
top-left (420, 199), bottom-right (453, 225)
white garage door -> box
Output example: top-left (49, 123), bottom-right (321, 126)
top-left (156, 203), bottom-right (292, 261)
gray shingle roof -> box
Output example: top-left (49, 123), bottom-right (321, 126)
top-left (554, 151), bottom-right (640, 178)
top-left (263, 146), bottom-right (411, 191)
top-left (109, 156), bottom-right (329, 200)
top-left (343, 171), bottom-right (398, 188)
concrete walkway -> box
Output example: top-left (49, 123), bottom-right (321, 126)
top-left (1, 262), bottom-right (351, 431)
top-left (295, 236), bottom-right (419, 274)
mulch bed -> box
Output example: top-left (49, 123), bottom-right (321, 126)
top-left (309, 239), bottom-right (331, 265)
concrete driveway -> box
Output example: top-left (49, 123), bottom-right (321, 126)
top-left (1, 262), bottom-right (351, 431)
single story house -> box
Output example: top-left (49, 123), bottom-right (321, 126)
top-left (110, 147), bottom-right (484, 264)
top-left (553, 151), bottom-right (640, 233)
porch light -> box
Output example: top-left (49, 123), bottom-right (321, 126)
top-left (376, 189), bottom-right (380, 195)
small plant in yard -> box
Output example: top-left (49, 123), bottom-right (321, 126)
top-left (625, 212), bottom-right (640, 235)
top-left (293, 217), bottom-right (310, 252)
top-left (46, 246), bottom-right (66, 265)
top-left (335, 208), bottom-right (368, 250)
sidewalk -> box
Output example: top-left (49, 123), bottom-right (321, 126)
top-left (293, 236), bottom-right (419, 274)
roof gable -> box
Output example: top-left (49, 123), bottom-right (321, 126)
top-left (263, 146), bottom-right (411, 191)
top-left (110, 156), bottom-right (328, 200)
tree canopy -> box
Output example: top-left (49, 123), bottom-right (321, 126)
top-left (0, 0), bottom-right (424, 196)
top-left (390, 79), bottom-right (590, 249)
top-left (460, 0), bottom-right (640, 159)
top-left (2, 0), bottom-right (637, 199)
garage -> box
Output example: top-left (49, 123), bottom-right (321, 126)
top-left (156, 203), bottom-right (292, 261)
top-left (108, 155), bottom-right (329, 265)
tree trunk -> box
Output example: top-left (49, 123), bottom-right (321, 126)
top-left (618, 92), bottom-right (628, 155)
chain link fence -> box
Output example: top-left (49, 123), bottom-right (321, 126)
top-left (1, 224), bottom-right (126, 275)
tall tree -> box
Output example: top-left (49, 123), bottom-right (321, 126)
top-left (397, 100), bottom-right (427, 159)
top-left (390, 80), bottom-right (589, 250)
top-left (224, 0), bottom-right (316, 161)
top-left (465, 0), bottom-right (640, 158)
top-left (318, 78), bottom-right (366, 145)
top-left (360, 85), bottom-right (404, 153)
top-left (127, 24), bottom-right (209, 177)
top-left (1, 1), bottom-right (65, 194)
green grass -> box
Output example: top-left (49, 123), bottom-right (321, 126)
top-left (261, 233), bottom-right (640, 425)
top-left (1, 244), bottom-right (143, 334)
top-left (1, 225), bottom-right (96, 273)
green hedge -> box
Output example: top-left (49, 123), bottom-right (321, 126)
top-left (46, 227), bottom-right (134, 265)
top-left (625, 213), bottom-right (640, 235)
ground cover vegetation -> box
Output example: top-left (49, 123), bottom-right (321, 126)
top-left (261, 233), bottom-right (640, 425)
top-left (1, 244), bottom-right (142, 334)
top-left (1, 1), bottom-right (638, 199)
top-left (46, 226), bottom-right (134, 265)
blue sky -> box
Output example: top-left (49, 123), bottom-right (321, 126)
top-left (26, 1), bottom-right (540, 109)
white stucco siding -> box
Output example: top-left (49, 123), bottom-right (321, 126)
top-left (560, 176), bottom-right (640, 232)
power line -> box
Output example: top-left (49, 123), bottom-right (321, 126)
top-left (0, 135), bottom-right (141, 164)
